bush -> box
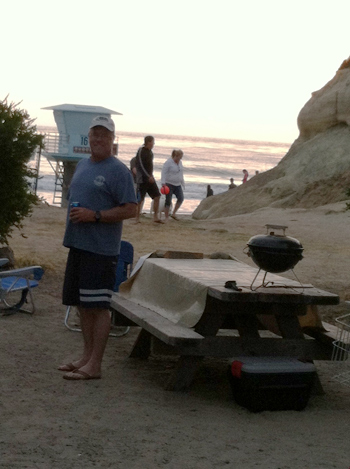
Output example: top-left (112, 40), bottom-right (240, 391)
top-left (0, 97), bottom-right (44, 244)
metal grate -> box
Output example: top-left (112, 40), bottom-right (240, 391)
top-left (332, 308), bottom-right (350, 386)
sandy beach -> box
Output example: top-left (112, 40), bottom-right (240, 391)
top-left (1, 202), bottom-right (350, 468)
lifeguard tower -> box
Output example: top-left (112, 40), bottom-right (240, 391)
top-left (41, 103), bottom-right (122, 207)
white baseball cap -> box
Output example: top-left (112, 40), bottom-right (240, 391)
top-left (89, 115), bottom-right (115, 133)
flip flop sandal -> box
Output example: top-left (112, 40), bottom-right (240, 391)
top-left (58, 363), bottom-right (77, 372)
top-left (63, 369), bottom-right (101, 380)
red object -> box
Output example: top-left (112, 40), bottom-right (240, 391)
top-left (231, 361), bottom-right (243, 378)
top-left (161, 185), bottom-right (170, 195)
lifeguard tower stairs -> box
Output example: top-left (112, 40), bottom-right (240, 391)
top-left (41, 104), bottom-right (122, 207)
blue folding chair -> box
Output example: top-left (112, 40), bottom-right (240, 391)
top-left (110, 240), bottom-right (134, 335)
top-left (114, 241), bottom-right (134, 292)
top-left (64, 241), bottom-right (134, 336)
top-left (0, 258), bottom-right (44, 315)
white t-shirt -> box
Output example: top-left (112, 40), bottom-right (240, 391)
top-left (161, 158), bottom-right (185, 187)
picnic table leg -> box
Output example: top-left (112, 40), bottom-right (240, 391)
top-left (234, 314), bottom-right (260, 339)
top-left (129, 329), bottom-right (152, 359)
top-left (274, 305), bottom-right (325, 395)
top-left (165, 298), bottom-right (226, 391)
top-left (194, 296), bottom-right (227, 336)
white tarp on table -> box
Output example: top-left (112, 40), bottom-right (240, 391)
top-left (120, 257), bottom-right (229, 327)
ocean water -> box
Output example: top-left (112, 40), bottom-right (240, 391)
top-left (31, 128), bottom-right (291, 214)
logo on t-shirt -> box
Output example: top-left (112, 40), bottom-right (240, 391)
top-left (94, 175), bottom-right (106, 187)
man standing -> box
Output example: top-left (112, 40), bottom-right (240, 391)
top-left (206, 185), bottom-right (214, 197)
top-left (59, 115), bottom-right (137, 380)
top-left (135, 135), bottom-right (163, 223)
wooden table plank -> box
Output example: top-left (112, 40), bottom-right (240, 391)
top-left (208, 285), bottom-right (340, 305)
top-left (159, 336), bottom-right (332, 360)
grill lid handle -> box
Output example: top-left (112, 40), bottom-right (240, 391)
top-left (265, 224), bottom-right (288, 235)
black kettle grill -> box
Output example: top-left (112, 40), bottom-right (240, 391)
top-left (246, 224), bottom-right (303, 274)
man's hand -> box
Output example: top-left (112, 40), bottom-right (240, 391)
top-left (69, 207), bottom-right (95, 223)
top-left (148, 176), bottom-right (155, 184)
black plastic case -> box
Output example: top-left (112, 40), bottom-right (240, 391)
top-left (228, 357), bottom-right (316, 412)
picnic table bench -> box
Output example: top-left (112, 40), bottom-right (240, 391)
top-left (111, 295), bottom-right (204, 347)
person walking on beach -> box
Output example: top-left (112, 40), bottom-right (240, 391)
top-left (161, 149), bottom-right (185, 221)
top-left (228, 178), bottom-right (236, 189)
top-left (135, 135), bottom-right (163, 223)
top-left (242, 169), bottom-right (249, 184)
top-left (206, 185), bottom-right (214, 197)
top-left (59, 116), bottom-right (137, 380)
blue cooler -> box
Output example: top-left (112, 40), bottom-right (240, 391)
top-left (228, 357), bottom-right (316, 412)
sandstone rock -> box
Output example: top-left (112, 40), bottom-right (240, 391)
top-left (298, 68), bottom-right (350, 140)
top-left (192, 58), bottom-right (350, 220)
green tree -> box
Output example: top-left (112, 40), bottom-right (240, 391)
top-left (0, 97), bottom-right (44, 244)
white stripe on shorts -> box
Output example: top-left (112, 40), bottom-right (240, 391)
top-left (81, 296), bottom-right (112, 303)
top-left (80, 289), bottom-right (113, 295)
top-left (79, 288), bottom-right (113, 304)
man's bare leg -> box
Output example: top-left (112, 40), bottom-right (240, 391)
top-left (153, 196), bottom-right (163, 222)
top-left (63, 307), bottom-right (111, 378)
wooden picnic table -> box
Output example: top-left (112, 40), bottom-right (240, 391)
top-left (110, 257), bottom-right (339, 391)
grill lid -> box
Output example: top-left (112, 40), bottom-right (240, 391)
top-left (246, 225), bottom-right (303, 273)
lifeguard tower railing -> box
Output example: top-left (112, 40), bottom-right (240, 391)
top-left (44, 132), bottom-right (69, 154)
top-left (42, 132), bottom-right (70, 205)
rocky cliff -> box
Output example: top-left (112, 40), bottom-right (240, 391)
top-left (192, 58), bottom-right (350, 220)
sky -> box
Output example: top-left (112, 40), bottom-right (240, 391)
top-left (2, 0), bottom-right (350, 143)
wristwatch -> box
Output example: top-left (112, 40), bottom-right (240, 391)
top-left (94, 210), bottom-right (101, 223)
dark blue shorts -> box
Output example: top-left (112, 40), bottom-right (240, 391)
top-left (165, 184), bottom-right (184, 207)
top-left (62, 248), bottom-right (118, 309)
